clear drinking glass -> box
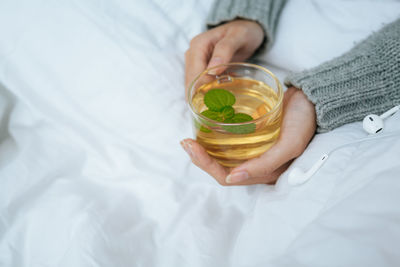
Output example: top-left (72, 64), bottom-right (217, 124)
top-left (187, 62), bottom-right (283, 167)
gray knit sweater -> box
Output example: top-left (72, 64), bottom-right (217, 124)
top-left (207, 0), bottom-right (400, 132)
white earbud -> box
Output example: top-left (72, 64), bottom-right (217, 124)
top-left (288, 105), bottom-right (400, 186)
top-left (363, 106), bottom-right (400, 134)
top-left (288, 154), bottom-right (329, 186)
top-left (362, 114), bottom-right (384, 134)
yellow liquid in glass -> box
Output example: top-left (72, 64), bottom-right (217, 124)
top-left (191, 77), bottom-right (282, 167)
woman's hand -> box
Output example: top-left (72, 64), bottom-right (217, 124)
top-left (181, 87), bottom-right (317, 185)
top-left (185, 19), bottom-right (264, 91)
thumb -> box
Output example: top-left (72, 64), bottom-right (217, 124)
top-left (207, 36), bottom-right (242, 74)
top-left (226, 142), bottom-right (294, 184)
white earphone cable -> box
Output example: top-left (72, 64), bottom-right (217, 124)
top-left (380, 105), bottom-right (400, 119)
top-left (288, 130), bottom-right (400, 186)
top-left (327, 130), bottom-right (400, 156)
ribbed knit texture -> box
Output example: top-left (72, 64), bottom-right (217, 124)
top-left (206, 0), bottom-right (287, 51)
top-left (285, 18), bottom-right (400, 132)
top-left (207, 2), bottom-right (400, 132)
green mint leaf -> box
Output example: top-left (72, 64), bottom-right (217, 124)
top-left (204, 89), bottom-right (235, 111)
top-left (200, 125), bottom-right (212, 133)
top-left (223, 113), bottom-right (256, 134)
top-left (201, 106), bottom-right (235, 124)
top-left (201, 110), bottom-right (224, 122)
top-left (228, 113), bottom-right (253, 123)
top-left (221, 106), bottom-right (234, 120)
top-left (193, 118), bottom-right (212, 133)
top-left (193, 118), bottom-right (201, 129)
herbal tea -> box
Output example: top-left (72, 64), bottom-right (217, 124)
top-left (191, 77), bottom-right (282, 167)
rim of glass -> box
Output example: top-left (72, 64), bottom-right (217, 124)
top-left (187, 62), bottom-right (284, 126)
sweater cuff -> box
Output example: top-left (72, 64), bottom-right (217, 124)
top-left (285, 19), bottom-right (400, 133)
top-left (206, 0), bottom-right (286, 53)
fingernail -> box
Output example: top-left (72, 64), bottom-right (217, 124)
top-left (226, 171), bottom-right (249, 184)
top-left (180, 140), bottom-right (194, 159)
top-left (207, 57), bottom-right (222, 74)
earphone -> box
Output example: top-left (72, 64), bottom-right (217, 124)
top-left (288, 105), bottom-right (400, 186)
top-left (363, 106), bottom-right (400, 134)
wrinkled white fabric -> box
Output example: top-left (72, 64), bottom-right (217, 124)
top-left (0, 0), bottom-right (399, 266)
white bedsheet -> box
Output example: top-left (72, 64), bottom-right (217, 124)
top-left (0, 0), bottom-right (399, 266)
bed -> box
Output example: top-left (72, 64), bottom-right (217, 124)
top-left (0, 0), bottom-right (400, 266)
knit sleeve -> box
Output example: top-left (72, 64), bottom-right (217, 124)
top-left (206, 0), bottom-right (287, 51)
top-left (285, 18), bottom-right (400, 133)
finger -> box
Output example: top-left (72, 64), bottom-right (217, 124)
top-left (265, 161), bottom-right (292, 185)
top-left (227, 160), bottom-right (292, 186)
top-left (184, 47), bottom-right (208, 95)
top-left (180, 139), bottom-right (229, 185)
top-left (184, 31), bottom-right (223, 93)
top-left (226, 140), bottom-right (296, 184)
top-left (207, 34), bottom-right (244, 74)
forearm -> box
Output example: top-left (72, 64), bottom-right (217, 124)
top-left (206, 0), bottom-right (287, 51)
top-left (285, 18), bottom-right (400, 133)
